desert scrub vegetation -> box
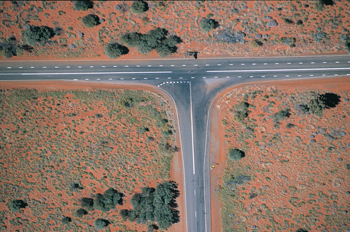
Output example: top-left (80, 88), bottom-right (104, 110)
top-left (9, 200), bottom-right (27, 212)
top-left (228, 148), bottom-right (245, 161)
top-left (200, 18), bottom-right (219, 32)
top-left (131, 1), bottom-right (149, 14)
top-left (81, 14), bottom-right (99, 28)
top-left (74, 0), bottom-right (93, 11)
top-left (105, 42), bottom-right (129, 59)
top-left (22, 25), bottom-right (55, 46)
top-left (0, 88), bottom-right (178, 231)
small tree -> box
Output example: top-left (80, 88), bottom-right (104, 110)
top-left (273, 109), bottom-right (290, 122)
top-left (200, 18), bottom-right (219, 32)
top-left (22, 26), bottom-right (55, 46)
top-left (120, 209), bottom-right (129, 221)
top-left (94, 219), bottom-right (109, 230)
top-left (61, 217), bottom-right (71, 224)
top-left (131, 1), bottom-right (149, 14)
top-left (74, 0), bottom-right (93, 11)
top-left (82, 14), bottom-right (99, 28)
top-left (105, 43), bottom-right (129, 59)
top-left (228, 149), bottom-right (245, 161)
top-left (9, 200), bottom-right (27, 212)
top-left (81, 198), bottom-right (94, 211)
top-left (76, 208), bottom-right (88, 218)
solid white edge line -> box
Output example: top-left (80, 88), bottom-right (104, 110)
top-left (189, 81), bottom-right (196, 175)
top-left (206, 67), bottom-right (350, 73)
top-left (18, 71), bottom-right (172, 75)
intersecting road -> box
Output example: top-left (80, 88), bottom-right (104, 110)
top-left (1, 55), bottom-right (349, 232)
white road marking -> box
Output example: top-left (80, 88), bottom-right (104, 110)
top-left (334, 74), bottom-right (338, 76)
top-left (179, 77), bottom-right (183, 79)
top-left (168, 77), bottom-right (171, 79)
top-left (55, 66), bottom-right (59, 68)
top-left (189, 81), bottom-right (196, 175)
top-left (261, 75), bottom-right (265, 77)
top-left (286, 75), bottom-right (289, 77)
top-left (226, 76), bottom-right (230, 78)
top-left (238, 76), bottom-right (241, 78)
top-left (113, 65), bottom-right (118, 67)
top-left (298, 75), bottom-right (301, 77)
top-left (18, 71), bottom-right (172, 76)
top-left (322, 74), bottom-right (326, 76)
top-left (171, 65), bottom-right (174, 67)
top-left (347, 74), bottom-right (350, 75)
top-left (97, 78), bottom-right (100, 80)
top-left (194, 64), bottom-right (198, 66)
top-left (7, 67), bottom-right (11, 69)
top-left (252, 63), bottom-right (256, 65)
top-left (299, 62), bottom-right (303, 64)
top-left (191, 76), bottom-right (195, 79)
top-left (132, 78), bottom-right (136, 80)
top-left (109, 78), bottom-right (112, 80)
top-left (214, 76), bottom-right (218, 78)
top-left (182, 64), bottom-right (186, 66)
top-left (323, 62), bottom-right (327, 64)
top-left (287, 63), bottom-right (291, 65)
top-left (275, 63), bottom-right (279, 65)
top-left (206, 67), bottom-right (350, 73)
top-left (203, 76), bottom-right (206, 78)
top-left (73, 79), bottom-right (78, 81)
top-left (195, 211), bottom-right (197, 217)
top-left (90, 66), bottom-right (94, 68)
top-left (136, 65), bottom-right (140, 67)
top-left (310, 75), bottom-right (314, 76)
top-left (335, 61), bottom-right (339, 63)
top-left (148, 65), bottom-right (151, 67)
top-left (30, 67), bottom-right (34, 69)
top-left (101, 66), bottom-right (105, 68)
top-left (274, 75), bottom-right (277, 77)
top-left (155, 77), bottom-right (159, 79)
top-left (125, 65), bottom-right (129, 67)
top-left (120, 78), bottom-right (124, 80)
top-left (311, 62), bottom-right (315, 64)
top-left (85, 78), bottom-right (89, 80)
top-left (217, 64), bottom-right (221, 66)
top-left (264, 63), bottom-right (267, 65)
top-left (144, 77), bottom-right (148, 79)
top-left (194, 190), bottom-right (196, 196)
top-left (229, 64), bottom-right (233, 66)
top-left (159, 65), bottom-right (163, 67)
top-left (19, 67), bottom-right (23, 69)
top-left (78, 66), bottom-right (82, 68)
top-left (206, 64), bottom-right (209, 66)
top-left (249, 76), bottom-right (253, 78)
top-left (66, 66), bottom-right (70, 68)
top-left (241, 63), bottom-right (245, 65)
top-left (43, 67), bottom-right (46, 68)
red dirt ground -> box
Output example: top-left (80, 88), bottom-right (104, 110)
top-left (0, 1), bottom-right (349, 60)
top-left (210, 76), bottom-right (350, 232)
top-left (0, 81), bottom-right (185, 232)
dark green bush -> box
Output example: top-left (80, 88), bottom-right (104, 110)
top-left (273, 109), bottom-right (290, 122)
top-left (93, 188), bottom-right (123, 212)
top-left (81, 198), bottom-right (94, 211)
top-left (9, 200), bottom-right (27, 212)
top-left (228, 149), bottom-right (245, 161)
top-left (61, 217), bottom-right (71, 224)
top-left (74, 0), bottom-right (93, 11)
top-left (22, 25), bottom-right (55, 46)
top-left (296, 20), bottom-right (303, 25)
top-left (233, 101), bottom-right (249, 122)
top-left (131, 1), bottom-right (149, 14)
top-left (105, 43), bottom-right (129, 59)
top-left (120, 209), bottom-right (129, 221)
top-left (82, 14), bottom-right (99, 28)
top-left (120, 32), bottom-right (142, 47)
top-left (94, 219), bottom-right (109, 230)
top-left (76, 208), bottom-right (88, 218)
top-left (200, 18), bottom-right (219, 32)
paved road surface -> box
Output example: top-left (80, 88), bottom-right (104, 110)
top-left (0, 55), bottom-right (349, 232)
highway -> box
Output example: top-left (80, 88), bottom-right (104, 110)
top-left (0, 54), bottom-right (349, 232)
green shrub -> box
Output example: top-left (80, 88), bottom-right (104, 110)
top-left (9, 200), bottom-right (27, 212)
top-left (82, 14), bottom-right (99, 28)
top-left (131, 1), bottom-right (149, 14)
top-left (74, 0), bottom-right (93, 11)
top-left (273, 109), bottom-right (290, 122)
top-left (61, 217), bottom-right (71, 224)
top-left (105, 43), bottom-right (129, 59)
top-left (76, 208), bottom-right (88, 218)
top-left (200, 18), bottom-right (219, 32)
top-left (250, 40), bottom-right (262, 48)
top-left (120, 32), bottom-right (142, 47)
top-left (228, 149), bottom-right (245, 161)
top-left (308, 98), bottom-right (325, 116)
top-left (81, 198), bottom-right (94, 211)
top-left (120, 209), bottom-right (129, 221)
top-left (22, 25), bottom-right (55, 46)
top-left (233, 101), bottom-right (249, 122)
top-left (93, 188), bottom-right (123, 212)
top-left (94, 219), bottom-right (109, 230)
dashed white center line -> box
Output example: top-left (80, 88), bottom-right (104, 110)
top-left (274, 75), bottom-right (277, 77)
top-left (347, 74), bottom-right (350, 75)
top-left (249, 76), bottom-right (253, 78)
top-left (55, 66), bottom-right (59, 68)
top-left (206, 64), bottom-right (209, 66)
top-left (310, 74), bottom-right (314, 76)
top-left (97, 78), bottom-right (100, 81)
top-left (334, 74), bottom-right (338, 76)
top-left (7, 67), bottom-right (11, 69)
top-left (264, 63), bottom-right (267, 65)
top-left (132, 78), bottom-right (136, 80)
top-left (287, 63), bottom-right (291, 65)
top-left (167, 77), bottom-right (171, 79)
top-left (217, 64), bottom-right (221, 66)
top-left (73, 79), bottom-right (78, 81)
top-left (113, 66), bottom-right (118, 68)
top-left (179, 77), bottom-right (183, 79)
top-left (125, 65), bottom-right (129, 67)
top-left (311, 62), bottom-right (315, 64)
top-left (144, 77), bottom-right (148, 79)
top-left (194, 64), bottom-right (198, 66)
top-left (238, 76), bottom-right (241, 78)
top-left (348, 61), bottom-right (350, 63)
top-left (120, 78), bottom-right (124, 80)
top-left (286, 75), bottom-right (289, 77)
top-left (229, 64), bottom-right (233, 66)
top-left (66, 66), bottom-right (70, 68)
top-left (136, 65), bottom-right (140, 67)
top-left (275, 63), bottom-right (279, 65)
top-left (195, 211), bottom-right (197, 218)
top-left (43, 67), bottom-right (47, 68)
top-left (241, 63), bottom-right (245, 66)
top-left (85, 78), bottom-right (89, 80)
top-left (214, 76), bottom-right (218, 78)
top-left (203, 76), bottom-right (206, 78)
top-left (182, 64), bottom-right (186, 66)
top-left (148, 65), bottom-right (152, 67)
top-left (226, 76), bottom-right (230, 78)
top-left (90, 66), bottom-right (94, 68)
top-left (101, 66), bottom-right (105, 68)
top-left (261, 75), bottom-right (265, 77)
top-left (78, 66), bottom-right (82, 68)
top-left (159, 65), bottom-right (163, 67)
top-left (299, 62), bottom-right (303, 64)
top-left (155, 77), bottom-right (159, 79)
top-left (171, 65), bottom-right (174, 67)
top-left (335, 61), bottom-right (339, 64)
top-left (322, 74), bottom-right (326, 76)
top-left (191, 76), bottom-right (195, 79)
top-left (298, 75), bottom-right (301, 77)
top-left (194, 190), bottom-right (196, 196)
top-left (252, 63), bottom-right (256, 65)
top-left (323, 62), bottom-right (327, 64)
top-left (19, 67), bottom-right (23, 69)
top-left (30, 67), bottom-right (34, 69)
top-left (109, 78), bottom-right (112, 80)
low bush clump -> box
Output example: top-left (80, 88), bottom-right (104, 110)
top-left (93, 188), bottom-right (123, 212)
top-left (105, 43), bottom-right (129, 59)
top-left (273, 109), bottom-right (290, 122)
top-left (82, 14), bottom-right (99, 28)
top-left (200, 18), bottom-right (219, 32)
top-left (307, 93), bottom-right (340, 116)
top-left (81, 197), bottom-right (94, 211)
top-left (228, 148), bottom-right (245, 161)
top-left (74, 0), bottom-right (93, 11)
top-left (76, 208), bottom-right (88, 218)
top-left (94, 218), bottom-right (110, 230)
top-left (61, 217), bottom-right (71, 224)
top-left (233, 101), bottom-right (250, 122)
top-left (22, 25), bottom-right (55, 46)
top-left (131, 1), bottom-right (149, 14)
top-left (9, 200), bottom-right (27, 212)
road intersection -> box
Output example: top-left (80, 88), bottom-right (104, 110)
top-left (1, 55), bottom-right (349, 232)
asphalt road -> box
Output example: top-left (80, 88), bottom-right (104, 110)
top-left (0, 54), bottom-right (349, 232)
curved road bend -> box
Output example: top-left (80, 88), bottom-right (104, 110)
top-left (0, 55), bottom-right (349, 232)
